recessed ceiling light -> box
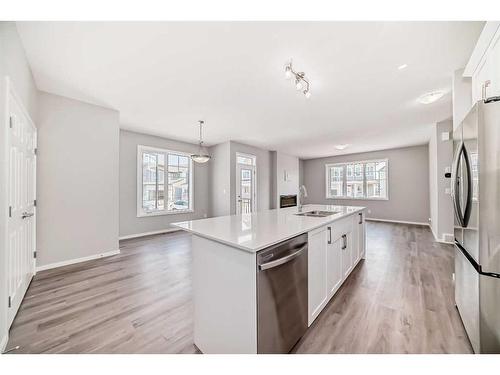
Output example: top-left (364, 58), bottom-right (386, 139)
top-left (417, 90), bottom-right (445, 104)
top-left (335, 144), bottom-right (349, 150)
top-left (397, 64), bottom-right (408, 70)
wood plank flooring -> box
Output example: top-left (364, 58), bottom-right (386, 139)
top-left (6, 222), bottom-right (472, 354)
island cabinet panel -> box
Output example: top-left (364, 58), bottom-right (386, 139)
top-left (192, 235), bottom-right (257, 354)
top-left (307, 226), bottom-right (329, 326)
top-left (356, 212), bottom-right (366, 260)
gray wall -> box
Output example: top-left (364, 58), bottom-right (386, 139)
top-left (37, 92), bottom-right (120, 266)
top-left (208, 141), bottom-right (231, 217)
top-left (429, 120), bottom-right (454, 241)
top-left (0, 22), bottom-right (39, 349)
top-left (120, 130), bottom-right (210, 237)
top-left (303, 145), bottom-right (430, 223)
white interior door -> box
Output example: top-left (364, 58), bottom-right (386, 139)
top-left (6, 79), bottom-right (37, 328)
top-left (236, 164), bottom-right (256, 214)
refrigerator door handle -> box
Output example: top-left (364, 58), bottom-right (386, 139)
top-left (461, 145), bottom-right (473, 228)
top-left (451, 142), bottom-right (465, 227)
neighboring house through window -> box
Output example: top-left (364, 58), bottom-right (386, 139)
top-left (137, 145), bottom-right (193, 216)
top-left (326, 159), bottom-right (388, 200)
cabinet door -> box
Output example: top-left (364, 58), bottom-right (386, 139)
top-left (489, 30), bottom-right (500, 98)
top-left (308, 226), bottom-right (328, 325)
top-left (351, 215), bottom-right (360, 265)
top-left (358, 212), bottom-right (366, 260)
top-left (341, 231), bottom-right (353, 279)
top-left (327, 227), bottom-right (343, 298)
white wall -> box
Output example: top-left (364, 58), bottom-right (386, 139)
top-left (119, 130), bottom-right (210, 238)
top-left (453, 68), bottom-right (472, 130)
top-left (208, 141), bottom-right (231, 217)
top-left (36, 92), bottom-right (120, 267)
top-left (429, 120), bottom-right (454, 242)
top-left (302, 145), bottom-right (430, 224)
top-left (270, 151), bottom-right (299, 208)
top-left (0, 21), bottom-right (39, 351)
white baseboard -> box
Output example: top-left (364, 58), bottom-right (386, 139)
top-left (1, 332), bottom-right (8, 353)
top-left (119, 227), bottom-right (180, 240)
top-left (365, 218), bottom-right (430, 226)
top-left (429, 224), bottom-right (453, 245)
top-left (36, 249), bottom-right (120, 272)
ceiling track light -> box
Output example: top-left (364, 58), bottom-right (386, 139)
top-left (285, 61), bottom-right (311, 99)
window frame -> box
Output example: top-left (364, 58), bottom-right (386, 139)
top-left (137, 145), bottom-right (194, 217)
top-left (325, 158), bottom-right (389, 201)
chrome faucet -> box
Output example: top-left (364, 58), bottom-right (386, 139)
top-left (298, 185), bottom-right (308, 212)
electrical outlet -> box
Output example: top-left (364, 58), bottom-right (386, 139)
top-left (445, 187), bottom-right (451, 195)
top-left (367, 209), bottom-right (371, 214)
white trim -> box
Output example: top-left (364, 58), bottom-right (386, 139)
top-left (1, 332), bottom-right (8, 353)
top-left (137, 144), bottom-right (194, 217)
top-left (365, 218), bottom-right (429, 226)
top-left (325, 158), bottom-right (389, 201)
top-left (35, 249), bottom-right (120, 272)
top-left (119, 227), bottom-right (180, 240)
top-left (464, 22), bottom-right (500, 77)
top-left (429, 224), bottom-right (455, 244)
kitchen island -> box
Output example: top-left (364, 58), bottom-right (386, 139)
top-left (172, 204), bottom-right (366, 354)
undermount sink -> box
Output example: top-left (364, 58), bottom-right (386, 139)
top-left (295, 210), bottom-right (340, 217)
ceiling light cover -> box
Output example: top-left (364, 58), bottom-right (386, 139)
top-left (335, 144), bottom-right (349, 150)
top-left (397, 64), bottom-right (408, 70)
top-left (191, 120), bottom-right (211, 164)
top-left (417, 90), bottom-right (445, 104)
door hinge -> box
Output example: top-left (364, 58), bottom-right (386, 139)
top-left (8, 296), bottom-right (11, 308)
top-left (9, 206), bottom-right (12, 218)
top-left (34, 148), bottom-right (37, 155)
top-left (33, 251), bottom-right (37, 259)
top-left (9, 116), bottom-right (13, 129)
top-left (34, 199), bottom-right (37, 207)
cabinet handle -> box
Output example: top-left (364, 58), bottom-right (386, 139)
top-left (483, 80), bottom-right (491, 100)
top-left (358, 213), bottom-right (363, 225)
top-left (327, 227), bottom-right (332, 244)
top-left (341, 234), bottom-right (347, 250)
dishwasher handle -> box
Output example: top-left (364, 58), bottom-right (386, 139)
top-left (258, 245), bottom-right (306, 271)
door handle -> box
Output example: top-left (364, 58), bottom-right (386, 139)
top-left (341, 234), bottom-right (347, 250)
top-left (451, 143), bottom-right (465, 227)
top-left (21, 212), bottom-right (34, 219)
top-left (327, 227), bottom-right (332, 244)
top-left (358, 213), bottom-right (363, 224)
top-left (258, 245), bottom-right (306, 271)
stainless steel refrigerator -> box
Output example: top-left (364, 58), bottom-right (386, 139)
top-left (452, 99), bottom-right (500, 353)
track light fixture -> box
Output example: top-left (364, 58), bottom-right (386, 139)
top-left (284, 60), bottom-right (311, 99)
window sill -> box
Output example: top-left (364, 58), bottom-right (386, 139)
top-left (137, 209), bottom-right (194, 218)
top-left (326, 196), bottom-right (389, 201)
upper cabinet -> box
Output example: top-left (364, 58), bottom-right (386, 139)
top-left (464, 22), bottom-right (500, 104)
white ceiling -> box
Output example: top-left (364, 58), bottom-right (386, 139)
top-left (17, 21), bottom-right (483, 159)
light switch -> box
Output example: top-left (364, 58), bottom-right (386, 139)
top-left (441, 132), bottom-right (450, 141)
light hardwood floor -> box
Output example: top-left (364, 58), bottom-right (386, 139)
top-left (6, 222), bottom-right (472, 354)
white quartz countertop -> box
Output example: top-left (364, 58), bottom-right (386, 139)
top-left (172, 204), bottom-right (366, 253)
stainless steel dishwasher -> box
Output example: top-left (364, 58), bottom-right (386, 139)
top-left (257, 233), bottom-right (308, 353)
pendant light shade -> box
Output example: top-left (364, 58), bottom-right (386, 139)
top-left (191, 120), bottom-right (211, 164)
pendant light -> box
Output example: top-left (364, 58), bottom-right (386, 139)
top-left (191, 120), bottom-right (211, 163)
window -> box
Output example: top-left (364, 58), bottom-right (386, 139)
top-left (326, 159), bottom-right (388, 200)
top-left (137, 145), bottom-right (193, 216)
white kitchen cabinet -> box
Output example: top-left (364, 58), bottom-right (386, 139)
top-left (307, 226), bottom-right (328, 325)
top-left (307, 211), bottom-right (365, 326)
top-left (467, 23), bottom-right (500, 103)
top-left (326, 226), bottom-right (343, 299)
